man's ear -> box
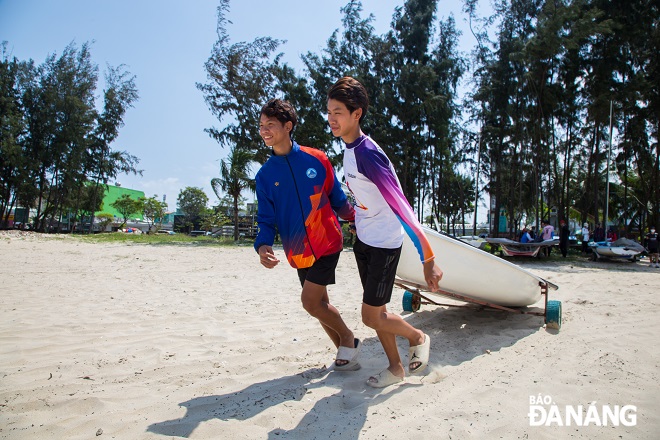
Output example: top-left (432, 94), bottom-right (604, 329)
top-left (285, 121), bottom-right (293, 133)
top-left (353, 108), bottom-right (362, 121)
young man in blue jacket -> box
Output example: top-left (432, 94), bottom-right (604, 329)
top-left (254, 98), bottom-right (360, 371)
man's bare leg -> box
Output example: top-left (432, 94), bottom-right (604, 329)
top-left (301, 281), bottom-right (355, 363)
top-left (362, 303), bottom-right (424, 377)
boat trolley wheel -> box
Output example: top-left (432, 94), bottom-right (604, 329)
top-left (545, 300), bottom-right (562, 330)
top-left (402, 290), bottom-right (422, 312)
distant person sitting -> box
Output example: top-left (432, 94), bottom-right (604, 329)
top-left (607, 228), bottom-right (618, 242)
top-left (529, 226), bottom-right (537, 241)
top-left (540, 220), bottom-right (555, 256)
top-left (520, 227), bottom-right (532, 243)
top-left (541, 220), bottom-right (554, 240)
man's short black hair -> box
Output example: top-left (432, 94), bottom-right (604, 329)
top-left (327, 76), bottom-right (369, 123)
top-left (260, 99), bottom-right (298, 138)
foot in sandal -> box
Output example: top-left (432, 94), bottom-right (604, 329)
top-left (408, 333), bottom-right (430, 374)
top-left (334, 338), bottom-right (361, 371)
top-left (366, 368), bottom-right (404, 388)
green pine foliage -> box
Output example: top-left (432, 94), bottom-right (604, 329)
top-left (3, 0), bottom-right (657, 237)
top-left (0, 42), bottom-right (141, 232)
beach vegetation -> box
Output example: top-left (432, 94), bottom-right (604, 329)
top-left (75, 229), bottom-right (241, 245)
top-left (110, 194), bottom-right (141, 229)
top-left (176, 187), bottom-right (209, 232)
top-left (197, 0), bottom-right (658, 241)
top-left (96, 212), bottom-right (114, 231)
top-left (211, 146), bottom-right (255, 241)
top-left (138, 196), bottom-right (168, 233)
top-left (0, 41), bottom-right (141, 232)
top-left (3, 0), bottom-right (658, 239)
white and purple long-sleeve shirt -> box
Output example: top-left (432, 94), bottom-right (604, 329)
top-left (343, 135), bottom-right (435, 263)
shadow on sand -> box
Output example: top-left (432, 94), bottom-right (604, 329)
top-left (148, 300), bottom-right (545, 438)
top-left (147, 366), bottom-right (417, 439)
top-left (401, 298), bottom-right (550, 368)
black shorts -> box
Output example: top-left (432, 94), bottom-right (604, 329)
top-left (353, 237), bottom-right (402, 307)
top-left (297, 251), bottom-right (341, 287)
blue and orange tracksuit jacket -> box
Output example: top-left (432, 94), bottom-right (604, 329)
top-left (254, 142), bottom-right (355, 269)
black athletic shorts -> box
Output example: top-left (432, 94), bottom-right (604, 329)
top-left (353, 237), bottom-right (402, 307)
top-left (297, 251), bottom-right (341, 287)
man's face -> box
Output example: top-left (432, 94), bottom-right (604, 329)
top-left (327, 98), bottom-right (360, 139)
top-left (259, 114), bottom-right (291, 149)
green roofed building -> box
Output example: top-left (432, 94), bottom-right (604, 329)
top-left (97, 184), bottom-right (146, 221)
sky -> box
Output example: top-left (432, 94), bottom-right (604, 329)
top-left (0, 0), bottom-right (490, 219)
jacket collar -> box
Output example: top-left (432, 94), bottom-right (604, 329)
top-left (270, 140), bottom-right (300, 160)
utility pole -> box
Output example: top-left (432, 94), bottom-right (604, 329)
top-left (605, 100), bottom-right (613, 229)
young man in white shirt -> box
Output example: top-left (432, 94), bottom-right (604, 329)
top-left (327, 77), bottom-right (443, 387)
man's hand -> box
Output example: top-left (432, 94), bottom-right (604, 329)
top-left (422, 259), bottom-right (443, 292)
top-left (258, 245), bottom-right (280, 269)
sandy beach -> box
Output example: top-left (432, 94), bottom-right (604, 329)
top-left (1, 231), bottom-right (658, 439)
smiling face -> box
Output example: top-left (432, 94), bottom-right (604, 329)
top-left (327, 98), bottom-right (362, 143)
top-left (259, 114), bottom-right (292, 155)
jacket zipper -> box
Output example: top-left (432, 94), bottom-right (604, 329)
top-left (285, 156), bottom-right (317, 261)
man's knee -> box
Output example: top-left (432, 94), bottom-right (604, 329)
top-left (301, 296), bottom-right (322, 316)
top-left (361, 307), bottom-right (381, 329)
top-left (361, 314), bottom-right (375, 329)
top-left (300, 282), bottom-right (327, 315)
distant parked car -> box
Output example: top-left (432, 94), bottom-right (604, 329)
top-left (189, 230), bottom-right (210, 237)
top-left (156, 229), bottom-right (176, 235)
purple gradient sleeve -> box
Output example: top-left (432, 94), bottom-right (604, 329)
top-left (356, 148), bottom-right (435, 263)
